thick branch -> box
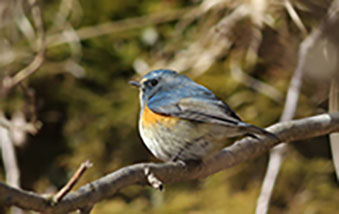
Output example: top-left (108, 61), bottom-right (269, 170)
top-left (1, 113), bottom-right (339, 213)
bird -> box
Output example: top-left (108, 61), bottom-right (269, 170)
top-left (130, 69), bottom-right (279, 162)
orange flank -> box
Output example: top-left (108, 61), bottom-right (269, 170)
top-left (142, 105), bottom-right (179, 128)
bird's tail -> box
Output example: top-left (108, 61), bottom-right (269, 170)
top-left (239, 122), bottom-right (280, 142)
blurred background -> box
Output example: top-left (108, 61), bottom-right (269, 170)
top-left (0, 0), bottom-right (338, 213)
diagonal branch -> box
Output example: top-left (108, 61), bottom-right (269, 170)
top-left (0, 113), bottom-right (338, 213)
top-left (53, 161), bottom-right (93, 203)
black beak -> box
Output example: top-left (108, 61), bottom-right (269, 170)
top-left (129, 80), bottom-right (141, 88)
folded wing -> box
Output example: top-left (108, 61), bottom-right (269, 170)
top-left (148, 92), bottom-right (279, 141)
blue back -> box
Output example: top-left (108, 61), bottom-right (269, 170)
top-left (143, 69), bottom-right (217, 107)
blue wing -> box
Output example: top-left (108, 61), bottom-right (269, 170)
top-left (147, 82), bottom-right (279, 140)
top-left (147, 83), bottom-right (242, 126)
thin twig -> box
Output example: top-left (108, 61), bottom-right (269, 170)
top-left (228, 0), bottom-right (283, 103)
top-left (2, 0), bottom-right (46, 92)
top-left (15, 0), bottom-right (36, 45)
top-left (284, 0), bottom-right (308, 36)
top-left (53, 160), bottom-right (93, 203)
top-left (230, 61), bottom-right (283, 103)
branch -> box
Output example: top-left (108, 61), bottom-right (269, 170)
top-left (0, 113), bottom-right (339, 213)
top-left (0, 122), bottom-right (20, 188)
top-left (0, 115), bottom-right (22, 214)
top-left (255, 21), bottom-right (313, 214)
top-left (230, 61), bottom-right (283, 103)
top-left (53, 161), bottom-right (93, 203)
top-left (256, 1), bottom-right (339, 213)
top-left (330, 79), bottom-right (339, 179)
top-left (46, 7), bottom-right (194, 47)
top-left (1, 0), bottom-right (46, 93)
top-left (284, 0), bottom-right (308, 36)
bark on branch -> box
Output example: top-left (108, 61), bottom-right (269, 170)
top-left (1, 113), bottom-right (339, 213)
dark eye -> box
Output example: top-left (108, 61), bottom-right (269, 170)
top-left (150, 79), bottom-right (158, 87)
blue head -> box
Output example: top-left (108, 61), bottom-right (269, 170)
top-left (129, 69), bottom-right (198, 107)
